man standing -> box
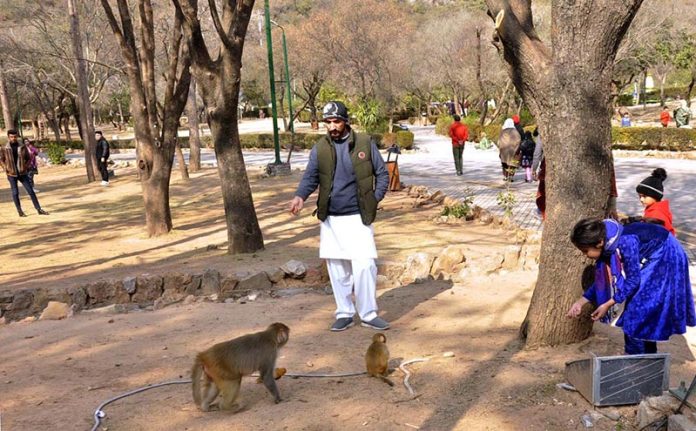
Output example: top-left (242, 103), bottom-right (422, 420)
top-left (290, 101), bottom-right (390, 331)
top-left (0, 130), bottom-right (48, 217)
top-left (448, 115), bottom-right (468, 176)
top-left (95, 131), bottom-right (110, 186)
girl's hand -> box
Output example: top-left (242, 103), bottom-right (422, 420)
top-left (566, 300), bottom-right (585, 319)
top-left (591, 302), bottom-right (612, 321)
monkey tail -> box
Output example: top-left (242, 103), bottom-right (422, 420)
top-left (379, 375), bottom-right (395, 387)
top-left (191, 357), bottom-right (204, 406)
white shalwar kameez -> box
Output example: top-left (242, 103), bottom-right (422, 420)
top-left (320, 213), bottom-right (378, 321)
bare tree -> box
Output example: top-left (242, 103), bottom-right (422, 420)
top-left (0, 62), bottom-right (12, 130)
top-left (68, 0), bottom-right (99, 182)
top-left (186, 78), bottom-right (201, 172)
top-left (100, 0), bottom-right (191, 236)
top-left (484, 0), bottom-right (644, 347)
top-left (173, 0), bottom-right (264, 254)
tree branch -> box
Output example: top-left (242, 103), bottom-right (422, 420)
top-left (171, 0), bottom-right (215, 71)
top-left (208, 0), bottom-right (235, 51)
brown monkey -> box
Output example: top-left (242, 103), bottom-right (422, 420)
top-left (257, 367), bottom-right (287, 383)
top-left (191, 322), bottom-right (290, 412)
top-left (365, 333), bottom-right (394, 387)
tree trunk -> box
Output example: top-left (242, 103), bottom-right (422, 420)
top-left (69, 0), bottom-right (98, 182)
top-left (686, 74), bottom-right (695, 108)
top-left (209, 116), bottom-right (264, 253)
top-left (186, 78), bottom-right (201, 172)
top-left (0, 64), bottom-right (12, 130)
top-left (141, 149), bottom-right (174, 236)
top-left (485, 0), bottom-right (643, 347)
top-left (175, 141), bottom-right (189, 180)
top-left (63, 115), bottom-right (73, 142)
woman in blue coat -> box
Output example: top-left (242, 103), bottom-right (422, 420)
top-left (566, 218), bottom-right (696, 354)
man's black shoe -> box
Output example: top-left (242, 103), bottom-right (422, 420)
top-left (18, 211), bottom-right (27, 217)
top-left (37, 209), bottom-right (49, 215)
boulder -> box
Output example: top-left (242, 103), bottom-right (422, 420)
top-left (377, 261), bottom-right (404, 281)
top-left (184, 274), bottom-right (203, 295)
top-left (266, 268), bottom-right (286, 284)
top-left (501, 245), bottom-right (522, 271)
top-left (39, 301), bottom-right (71, 320)
top-left (281, 260), bottom-right (307, 279)
top-left (132, 275), bottom-right (164, 303)
top-left (303, 267), bottom-right (326, 286)
top-left (86, 281), bottom-right (118, 305)
top-left (153, 291), bottom-right (186, 310)
top-left (430, 190), bottom-right (446, 204)
top-left (668, 414), bottom-right (696, 431)
top-left (470, 254), bottom-right (504, 275)
top-left (237, 272), bottom-right (272, 292)
top-left (68, 286), bottom-right (88, 310)
top-left (122, 277), bottom-right (137, 294)
top-left (220, 275), bottom-right (240, 300)
top-left (431, 245), bottom-right (467, 277)
top-left (636, 394), bottom-right (681, 430)
top-left (9, 290), bottom-right (33, 311)
top-left (400, 252), bottom-right (435, 284)
top-left (521, 244), bottom-right (541, 271)
top-left (201, 269), bottom-right (221, 295)
top-left (377, 274), bottom-right (400, 290)
top-left (163, 273), bottom-right (193, 294)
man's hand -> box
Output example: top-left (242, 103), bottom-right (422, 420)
top-left (591, 301), bottom-right (613, 321)
top-left (289, 196), bottom-right (304, 216)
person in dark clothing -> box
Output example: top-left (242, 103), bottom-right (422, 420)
top-left (290, 101), bottom-right (390, 332)
top-left (95, 131), bottom-right (110, 185)
top-left (0, 130), bottom-right (48, 217)
top-left (519, 131), bottom-right (536, 182)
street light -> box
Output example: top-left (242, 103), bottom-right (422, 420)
top-left (263, 0), bottom-right (281, 165)
top-left (270, 19), bottom-right (295, 135)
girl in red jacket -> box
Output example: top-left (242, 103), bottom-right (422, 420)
top-left (636, 168), bottom-right (676, 235)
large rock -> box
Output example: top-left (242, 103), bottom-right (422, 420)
top-left (237, 272), bottom-right (272, 292)
top-left (86, 281), bottom-right (117, 305)
top-left (470, 254), bottom-right (504, 275)
top-left (521, 244), bottom-right (541, 271)
top-left (376, 274), bottom-right (400, 290)
top-left (39, 301), bottom-right (71, 320)
top-left (281, 260), bottom-right (307, 279)
top-left (9, 290), bottom-right (33, 311)
top-left (122, 277), bottom-right (137, 294)
top-left (184, 274), bottom-right (203, 295)
top-left (400, 252), bottom-right (435, 284)
top-left (201, 269), bottom-right (221, 295)
top-left (377, 261), bottom-right (404, 280)
top-left (131, 275), bottom-right (164, 303)
top-left (153, 291), bottom-right (186, 310)
top-left (668, 414), bottom-right (696, 431)
top-left (636, 394), bottom-right (681, 429)
top-left (430, 190), bottom-right (446, 204)
top-left (220, 275), bottom-right (240, 300)
top-left (501, 245), bottom-right (522, 271)
top-left (68, 286), bottom-right (88, 310)
top-left (431, 245), bottom-right (467, 277)
top-left (266, 268), bottom-right (286, 284)
top-left (163, 273), bottom-right (193, 294)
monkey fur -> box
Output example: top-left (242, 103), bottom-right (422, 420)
top-left (365, 333), bottom-right (394, 387)
top-left (191, 322), bottom-right (290, 412)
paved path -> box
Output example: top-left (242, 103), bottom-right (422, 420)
top-left (70, 124), bottom-right (696, 258)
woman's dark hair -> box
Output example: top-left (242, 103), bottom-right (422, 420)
top-left (452, 115), bottom-right (461, 122)
top-left (570, 218), bottom-right (605, 249)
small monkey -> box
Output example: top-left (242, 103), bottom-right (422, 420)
top-left (365, 333), bottom-right (394, 387)
top-left (191, 322), bottom-right (290, 412)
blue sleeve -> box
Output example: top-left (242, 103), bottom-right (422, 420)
top-left (613, 236), bottom-right (641, 304)
top-left (583, 282), bottom-right (597, 303)
top-left (295, 145), bottom-right (320, 200)
top-left (371, 142), bottom-right (389, 202)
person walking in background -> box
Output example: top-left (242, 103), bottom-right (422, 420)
top-left (567, 218), bottom-right (695, 355)
top-left (0, 130), bottom-right (49, 217)
top-left (498, 118), bottom-right (521, 182)
top-left (519, 131), bottom-right (536, 183)
top-left (448, 115), bottom-right (468, 176)
top-left (512, 114), bottom-right (524, 138)
top-left (660, 106), bottom-right (670, 127)
top-left (636, 168), bottom-right (675, 235)
top-left (23, 138), bottom-right (40, 193)
top-left (289, 101), bottom-right (390, 332)
top-left (95, 131), bottom-right (110, 186)
top-left (675, 100), bottom-right (691, 128)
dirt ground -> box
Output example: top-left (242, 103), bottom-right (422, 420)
top-left (2, 165), bottom-right (696, 431)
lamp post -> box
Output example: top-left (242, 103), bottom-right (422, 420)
top-left (263, 0), bottom-right (281, 165)
top-left (270, 20), bottom-right (294, 135)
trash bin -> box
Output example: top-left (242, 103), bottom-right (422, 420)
top-left (385, 144), bottom-right (401, 191)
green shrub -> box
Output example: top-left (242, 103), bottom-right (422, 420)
top-left (435, 115), bottom-right (454, 136)
top-left (396, 130), bottom-right (414, 150)
top-left (46, 143), bottom-right (66, 165)
top-left (382, 133), bottom-right (397, 146)
top-left (298, 110), bottom-right (313, 123)
top-left (611, 127), bottom-right (696, 151)
top-left (441, 198), bottom-right (474, 219)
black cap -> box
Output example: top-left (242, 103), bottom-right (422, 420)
top-left (636, 168), bottom-right (667, 201)
top-left (322, 101), bottom-right (349, 122)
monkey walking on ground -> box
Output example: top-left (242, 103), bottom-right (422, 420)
top-left (365, 333), bottom-right (394, 387)
top-left (191, 322), bottom-right (290, 412)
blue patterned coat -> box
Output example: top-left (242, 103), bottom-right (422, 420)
top-left (583, 222), bottom-right (696, 341)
